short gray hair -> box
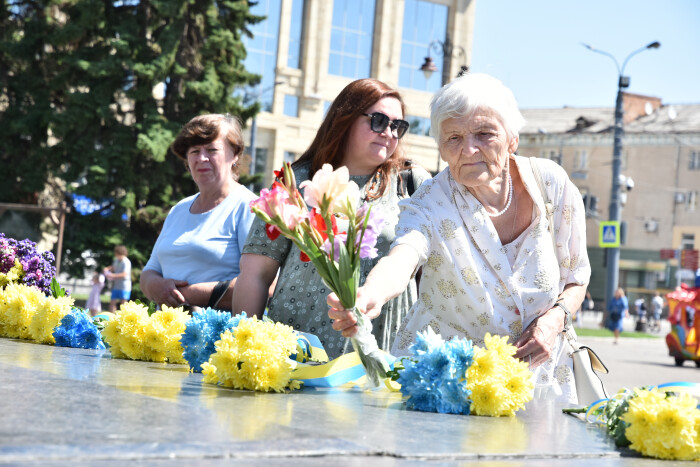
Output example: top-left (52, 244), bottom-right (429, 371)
top-left (429, 73), bottom-right (526, 144)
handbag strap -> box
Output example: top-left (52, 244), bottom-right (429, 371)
top-left (529, 157), bottom-right (555, 246)
top-left (529, 157), bottom-right (577, 345)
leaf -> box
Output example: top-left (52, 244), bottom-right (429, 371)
top-left (336, 243), bottom-right (358, 308)
top-left (50, 278), bottom-right (67, 298)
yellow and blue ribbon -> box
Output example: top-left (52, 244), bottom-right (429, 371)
top-left (291, 351), bottom-right (396, 388)
top-left (289, 331), bottom-right (329, 363)
top-left (584, 381), bottom-right (700, 422)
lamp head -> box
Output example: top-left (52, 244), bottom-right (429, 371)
top-left (420, 56), bottom-right (438, 81)
top-left (646, 41), bottom-right (661, 49)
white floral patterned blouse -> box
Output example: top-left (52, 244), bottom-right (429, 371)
top-left (391, 155), bottom-right (591, 403)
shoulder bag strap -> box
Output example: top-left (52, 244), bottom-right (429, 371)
top-left (529, 157), bottom-right (555, 246)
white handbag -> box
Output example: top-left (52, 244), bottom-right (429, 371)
top-left (529, 157), bottom-right (609, 405)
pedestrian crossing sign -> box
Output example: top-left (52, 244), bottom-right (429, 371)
top-left (599, 221), bottom-right (620, 248)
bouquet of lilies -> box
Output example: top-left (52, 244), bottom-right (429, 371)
top-left (250, 163), bottom-right (389, 386)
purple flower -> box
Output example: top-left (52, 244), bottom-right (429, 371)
top-left (0, 234), bottom-right (57, 295)
top-left (321, 233), bottom-right (348, 259)
top-left (356, 205), bottom-right (383, 259)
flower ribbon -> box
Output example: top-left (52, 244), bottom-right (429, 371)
top-left (291, 351), bottom-right (396, 388)
top-left (585, 381), bottom-right (700, 422)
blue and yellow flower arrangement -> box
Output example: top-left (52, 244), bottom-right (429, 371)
top-left (394, 328), bottom-right (534, 417)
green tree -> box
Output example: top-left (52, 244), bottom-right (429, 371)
top-left (0, 0), bottom-right (262, 291)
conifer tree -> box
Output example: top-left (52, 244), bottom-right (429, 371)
top-left (0, 0), bottom-right (261, 286)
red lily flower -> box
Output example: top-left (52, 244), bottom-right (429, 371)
top-left (299, 251), bottom-right (310, 262)
top-left (265, 224), bottom-right (281, 241)
top-left (309, 208), bottom-right (338, 241)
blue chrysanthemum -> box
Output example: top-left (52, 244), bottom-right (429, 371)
top-left (397, 327), bottom-right (474, 415)
top-left (53, 308), bottom-right (106, 350)
top-left (181, 308), bottom-right (245, 372)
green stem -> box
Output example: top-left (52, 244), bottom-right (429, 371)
top-left (562, 407), bottom-right (588, 414)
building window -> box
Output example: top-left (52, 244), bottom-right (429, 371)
top-left (399, 0), bottom-right (448, 92)
top-left (243, 0), bottom-right (282, 111)
top-left (574, 150), bottom-right (588, 170)
top-left (539, 149), bottom-right (558, 162)
top-left (406, 115), bottom-right (431, 137)
top-left (680, 233), bottom-right (695, 250)
top-left (689, 151), bottom-right (700, 170)
top-left (329, 0), bottom-right (376, 79)
top-left (287, 0), bottom-right (305, 69)
top-left (284, 151), bottom-right (297, 164)
top-left (283, 95), bottom-right (299, 117)
top-left (686, 191), bottom-right (698, 212)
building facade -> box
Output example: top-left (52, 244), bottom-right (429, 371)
top-left (518, 96), bottom-right (700, 304)
top-left (239, 0), bottom-right (476, 189)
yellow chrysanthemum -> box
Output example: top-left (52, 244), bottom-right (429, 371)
top-left (467, 333), bottom-right (534, 417)
top-left (29, 295), bottom-right (74, 344)
top-left (622, 388), bottom-right (700, 461)
top-left (102, 302), bottom-right (150, 360)
top-left (483, 333), bottom-right (516, 358)
top-left (202, 317), bottom-right (301, 393)
top-left (151, 306), bottom-right (189, 363)
top-left (201, 362), bottom-right (219, 384)
top-left (0, 283), bottom-right (45, 339)
top-left (0, 260), bottom-right (24, 287)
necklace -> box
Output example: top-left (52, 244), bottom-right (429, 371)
top-left (510, 183), bottom-right (518, 242)
top-left (485, 174), bottom-right (513, 218)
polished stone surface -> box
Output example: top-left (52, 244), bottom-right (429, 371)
top-left (0, 338), bottom-right (684, 465)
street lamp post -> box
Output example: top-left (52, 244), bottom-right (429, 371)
top-left (246, 81), bottom-right (283, 190)
top-left (582, 41), bottom-right (660, 311)
top-left (420, 35), bottom-right (467, 173)
top-left (420, 35), bottom-right (467, 87)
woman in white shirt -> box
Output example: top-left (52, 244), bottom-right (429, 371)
top-left (328, 74), bottom-right (591, 403)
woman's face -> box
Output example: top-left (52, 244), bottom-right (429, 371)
top-left (342, 97), bottom-right (402, 175)
top-left (438, 109), bottom-right (518, 188)
top-left (186, 132), bottom-right (238, 191)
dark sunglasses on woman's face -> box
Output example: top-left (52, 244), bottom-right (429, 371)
top-left (362, 112), bottom-right (410, 139)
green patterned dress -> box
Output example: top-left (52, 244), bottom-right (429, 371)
top-left (242, 161), bottom-right (431, 358)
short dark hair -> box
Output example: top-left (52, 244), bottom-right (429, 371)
top-left (170, 114), bottom-right (244, 178)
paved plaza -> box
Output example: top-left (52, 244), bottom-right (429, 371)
top-left (1, 321), bottom-right (695, 466)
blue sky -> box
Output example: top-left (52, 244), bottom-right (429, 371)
top-left (470, 0), bottom-right (700, 109)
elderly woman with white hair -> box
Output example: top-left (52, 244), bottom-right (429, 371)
top-left (327, 73), bottom-right (591, 402)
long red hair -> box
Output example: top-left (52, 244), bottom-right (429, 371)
top-left (293, 79), bottom-right (407, 199)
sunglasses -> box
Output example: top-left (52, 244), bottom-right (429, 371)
top-left (362, 112), bottom-right (410, 139)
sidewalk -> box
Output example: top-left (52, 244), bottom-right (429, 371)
top-left (574, 310), bottom-right (671, 336)
top-left (573, 311), bottom-right (697, 394)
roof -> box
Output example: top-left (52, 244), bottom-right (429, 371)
top-left (521, 103), bottom-right (700, 135)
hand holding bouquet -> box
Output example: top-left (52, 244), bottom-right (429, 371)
top-left (250, 163), bottom-right (389, 386)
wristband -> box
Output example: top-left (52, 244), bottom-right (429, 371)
top-left (554, 299), bottom-right (572, 333)
top-left (207, 280), bottom-right (231, 309)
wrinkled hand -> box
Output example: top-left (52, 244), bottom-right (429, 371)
top-left (513, 307), bottom-right (565, 368)
top-left (327, 287), bottom-right (382, 338)
top-left (152, 277), bottom-right (189, 308)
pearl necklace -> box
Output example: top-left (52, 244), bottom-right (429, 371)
top-left (485, 174), bottom-right (513, 218)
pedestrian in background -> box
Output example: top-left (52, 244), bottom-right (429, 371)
top-left (649, 291), bottom-right (664, 332)
top-left (607, 287), bottom-right (628, 344)
top-left (576, 290), bottom-right (594, 328)
top-left (86, 271), bottom-right (105, 316)
top-left (103, 245), bottom-right (131, 312)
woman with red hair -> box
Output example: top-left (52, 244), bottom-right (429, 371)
top-left (233, 79), bottom-right (430, 358)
